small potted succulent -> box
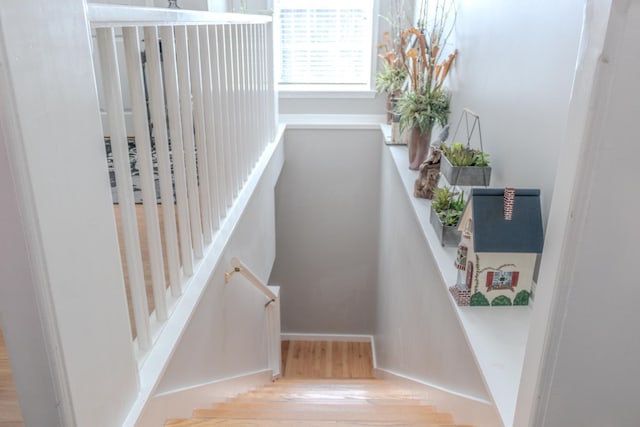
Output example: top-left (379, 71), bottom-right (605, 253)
top-left (430, 186), bottom-right (465, 246)
top-left (439, 142), bottom-right (491, 186)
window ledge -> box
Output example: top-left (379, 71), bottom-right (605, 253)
top-left (279, 114), bottom-right (385, 129)
top-left (278, 85), bottom-right (378, 99)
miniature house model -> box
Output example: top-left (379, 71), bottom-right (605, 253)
top-left (450, 188), bottom-right (544, 306)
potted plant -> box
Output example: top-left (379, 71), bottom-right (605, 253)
top-left (439, 142), bottom-right (492, 186)
top-left (375, 46), bottom-right (407, 124)
top-left (430, 186), bottom-right (465, 246)
top-left (396, 0), bottom-right (458, 170)
top-left (376, 0), bottom-right (410, 125)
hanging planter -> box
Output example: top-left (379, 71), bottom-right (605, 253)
top-left (439, 109), bottom-right (491, 187)
top-left (440, 149), bottom-right (492, 186)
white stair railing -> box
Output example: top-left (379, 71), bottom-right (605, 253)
top-left (89, 4), bottom-right (276, 358)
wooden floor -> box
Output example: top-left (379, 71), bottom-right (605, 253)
top-left (281, 340), bottom-right (374, 379)
top-left (0, 327), bottom-right (24, 427)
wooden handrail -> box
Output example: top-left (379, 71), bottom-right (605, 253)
top-left (226, 257), bottom-right (277, 306)
top-left (88, 4), bottom-right (272, 28)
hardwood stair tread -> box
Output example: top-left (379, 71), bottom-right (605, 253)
top-left (210, 402), bottom-right (437, 412)
top-left (194, 406), bottom-right (453, 423)
top-left (164, 342), bottom-right (474, 427)
top-left (227, 397), bottom-right (428, 405)
top-left (167, 419), bottom-right (473, 427)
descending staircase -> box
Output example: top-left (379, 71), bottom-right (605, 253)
top-left (165, 378), bottom-right (474, 426)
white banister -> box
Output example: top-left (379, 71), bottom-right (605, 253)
top-left (187, 25), bottom-right (213, 244)
top-left (224, 24), bottom-right (241, 197)
top-left (90, 4), bottom-right (276, 368)
top-left (143, 25), bottom-right (182, 297)
top-left (123, 26), bottom-right (169, 323)
top-left (96, 27), bottom-right (152, 350)
top-left (175, 25), bottom-right (204, 259)
top-left (159, 24), bottom-right (194, 278)
top-left (226, 257), bottom-right (278, 304)
top-left (199, 25), bottom-right (222, 231)
top-left (88, 4), bottom-right (271, 27)
top-left (208, 26), bottom-right (232, 213)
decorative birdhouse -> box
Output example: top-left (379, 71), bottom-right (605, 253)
top-left (449, 188), bottom-right (544, 307)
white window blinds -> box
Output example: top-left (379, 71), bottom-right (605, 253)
top-left (275, 0), bottom-right (374, 86)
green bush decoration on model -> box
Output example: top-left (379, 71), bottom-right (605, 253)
top-left (470, 292), bottom-right (490, 306)
top-left (491, 295), bottom-right (513, 306)
top-left (432, 187), bottom-right (465, 226)
top-left (440, 142), bottom-right (490, 167)
top-left (513, 290), bottom-right (531, 306)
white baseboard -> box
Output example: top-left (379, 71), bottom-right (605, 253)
top-left (135, 370), bottom-right (273, 427)
top-left (281, 333), bottom-right (373, 342)
top-left (374, 368), bottom-right (503, 427)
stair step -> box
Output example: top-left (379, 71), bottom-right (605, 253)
top-left (164, 342), bottom-right (474, 427)
top-left (194, 403), bottom-right (453, 423)
top-left (229, 397), bottom-right (427, 405)
top-left (167, 419), bottom-right (474, 427)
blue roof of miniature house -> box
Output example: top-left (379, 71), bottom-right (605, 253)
top-left (468, 188), bottom-right (544, 254)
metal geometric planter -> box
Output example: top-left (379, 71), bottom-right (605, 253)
top-left (440, 155), bottom-right (492, 187)
top-left (429, 206), bottom-right (462, 247)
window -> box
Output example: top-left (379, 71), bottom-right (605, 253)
top-left (486, 271), bottom-right (520, 291)
top-left (274, 0), bottom-right (374, 89)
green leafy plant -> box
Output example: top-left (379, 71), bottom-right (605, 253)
top-left (375, 62), bottom-right (408, 95)
top-left (440, 142), bottom-right (490, 167)
top-left (396, 89), bottom-right (450, 134)
top-left (395, 0), bottom-right (458, 135)
top-left (432, 186), bottom-right (464, 226)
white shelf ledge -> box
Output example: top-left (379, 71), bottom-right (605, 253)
top-left (386, 144), bottom-right (531, 427)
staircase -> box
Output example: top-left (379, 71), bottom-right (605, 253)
top-left (165, 378), bottom-right (474, 426)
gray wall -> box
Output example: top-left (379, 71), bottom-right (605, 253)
top-left (517, 1), bottom-right (640, 425)
top-left (449, 0), bottom-right (584, 223)
top-left (375, 144), bottom-right (489, 401)
top-left (269, 129), bottom-right (381, 334)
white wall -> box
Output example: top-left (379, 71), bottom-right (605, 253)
top-left (155, 144), bottom-right (282, 392)
top-left (0, 1), bottom-right (139, 426)
top-left (375, 144), bottom-right (490, 401)
top-left (449, 0), bottom-right (584, 223)
top-left (516, 1), bottom-right (640, 425)
top-left (269, 128), bottom-right (381, 334)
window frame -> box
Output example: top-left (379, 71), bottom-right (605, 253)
top-left (272, 0), bottom-right (380, 96)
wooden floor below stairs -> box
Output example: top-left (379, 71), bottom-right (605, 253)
top-left (166, 341), bottom-right (474, 427)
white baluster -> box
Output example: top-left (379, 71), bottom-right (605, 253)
top-left (225, 25), bottom-right (242, 196)
top-left (187, 26), bottom-right (213, 244)
top-left (251, 25), bottom-right (260, 161)
top-left (159, 25), bottom-right (194, 278)
top-left (123, 27), bottom-right (168, 322)
top-left (143, 26), bottom-right (182, 299)
top-left (175, 26), bottom-right (204, 258)
top-left (96, 27), bottom-right (151, 350)
top-left (236, 24), bottom-right (248, 183)
top-left (267, 22), bottom-right (277, 139)
top-left (198, 25), bottom-right (222, 228)
top-left (210, 26), bottom-right (234, 211)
